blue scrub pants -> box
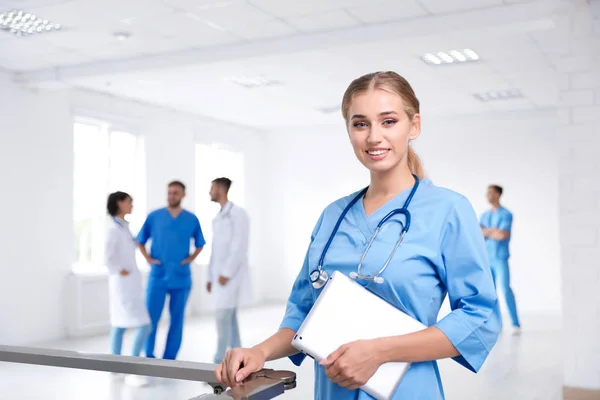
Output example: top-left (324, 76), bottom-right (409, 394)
top-left (145, 284), bottom-right (191, 360)
top-left (110, 324), bottom-right (151, 357)
top-left (489, 258), bottom-right (521, 328)
top-left (214, 308), bottom-right (241, 364)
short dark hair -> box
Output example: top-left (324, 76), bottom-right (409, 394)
top-left (489, 185), bottom-right (503, 196)
top-left (168, 180), bottom-right (186, 191)
top-left (212, 177), bottom-right (232, 193)
top-left (107, 191), bottom-right (131, 217)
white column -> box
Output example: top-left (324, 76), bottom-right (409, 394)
top-left (558, 1), bottom-right (600, 397)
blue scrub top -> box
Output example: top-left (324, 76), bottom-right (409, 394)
top-left (136, 208), bottom-right (206, 289)
top-left (280, 178), bottom-right (501, 400)
top-left (479, 207), bottom-right (512, 260)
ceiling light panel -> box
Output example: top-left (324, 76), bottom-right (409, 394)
top-left (224, 76), bottom-right (282, 88)
top-left (421, 49), bottom-right (479, 66)
top-left (473, 89), bottom-right (524, 102)
top-left (0, 10), bottom-right (61, 37)
top-left (317, 104), bottom-right (342, 114)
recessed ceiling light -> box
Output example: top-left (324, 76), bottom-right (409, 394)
top-left (0, 9), bottom-right (61, 37)
top-left (421, 49), bottom-right (479, 65)
top-left (473, 89), bottom-right (524, 102)
top-left (224, 76), bottom-right (282, 88)
top-left (113, 31), bottom-right (131, 41)
top-left (317, 104), bottom-right (341, 114)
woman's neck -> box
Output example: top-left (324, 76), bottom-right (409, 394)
top-left (115, 213), bottom-right (126, 221)
top-left (367, 165), bottom-right (415, 200)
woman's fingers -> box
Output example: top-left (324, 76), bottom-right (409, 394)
top-left (227, 351), bottom-right (245, 387)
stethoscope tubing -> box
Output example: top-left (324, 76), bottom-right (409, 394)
top-left (311, 175), bottom-right (420, 288)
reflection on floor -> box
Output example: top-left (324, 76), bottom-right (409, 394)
top-left (0, 305), bottom-right (562, 399)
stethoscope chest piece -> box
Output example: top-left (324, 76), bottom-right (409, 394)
top-left (310, 268), bottom-right (329, 289)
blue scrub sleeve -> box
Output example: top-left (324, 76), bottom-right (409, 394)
top-left (278, 251), bottom-right (313, 366)
top-left (434, 196), bottom-right (501, 373)
top-left (278, 211), bottom-right (326, 366)
top-left (478, 211), bottom-right (488, 228)
top-left (498, 212), bottom-right (513, 233)
top-left (136, 215), bottom-right (152, 245)
top-left (193, 216), bottom-right (206, 248)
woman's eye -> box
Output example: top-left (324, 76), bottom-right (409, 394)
top-left (353, 122), bottom-right (368, 128)
top-left (383, 119), bottom-right (397, 125)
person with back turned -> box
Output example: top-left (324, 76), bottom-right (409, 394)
top-left (207, 177), bottom-right (250, 364)
top-left (480, 184), bottom-right (521, 335)
top-left (136, 180), bottom-right (206, 360)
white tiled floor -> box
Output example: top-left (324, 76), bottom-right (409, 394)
top-left (0, 305), bottom-right (563, 400)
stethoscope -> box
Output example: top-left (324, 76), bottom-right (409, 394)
top-left (309, 174), bottom-right (420, 289)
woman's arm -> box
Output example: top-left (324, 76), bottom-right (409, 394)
top-left (218, 211), bottom-right (328, 388)
top-left (218, 328), bottom-right (298, 387)
top-left (104, 229), bottom-right (122, 275)
top-left (320, 327), bottom-right (458, 389)
top-left (374, 327), bottom-right (458, 364)
top-left (255, 328), bottom-right (299, 361)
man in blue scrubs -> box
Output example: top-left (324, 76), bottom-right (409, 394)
top-left (137, 181), bottom-right (206, 359)
top-left (480, 184), bottom-right (521, 334)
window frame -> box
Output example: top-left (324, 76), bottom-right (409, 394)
top-left (194, 141), bottom-right (246, 266)
top-left (72, 115), bottom-right (147, 275)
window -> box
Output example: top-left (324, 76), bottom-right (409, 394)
top-left (73, 118), bottom-right (146, 273)
top-left (194, 142), bottom-right (245, 265)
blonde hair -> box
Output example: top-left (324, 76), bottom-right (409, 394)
top-left (341, 71), bottom-right (424, 179)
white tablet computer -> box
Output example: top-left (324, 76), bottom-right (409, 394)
top-left (291, 271), bottom-right (427, 400)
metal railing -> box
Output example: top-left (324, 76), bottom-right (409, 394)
top-left (0, 345), bottom-right (296, 399)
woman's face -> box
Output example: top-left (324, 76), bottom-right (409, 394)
top-left (347, 88), bottom-right (420, 174)
top-left (118, 197), bottom-right (133, 216)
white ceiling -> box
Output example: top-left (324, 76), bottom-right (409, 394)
top-left (0, 0), bottom-right (585, 128)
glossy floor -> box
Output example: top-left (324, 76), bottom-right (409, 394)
top-left (0, 305), bottom-right (562, 399)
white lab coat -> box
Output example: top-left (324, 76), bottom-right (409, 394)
top-left (208, 202), bottom-right (251, 310)
top-left (104, 218), bottom-right (151, 328)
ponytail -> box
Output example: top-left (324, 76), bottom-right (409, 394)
top-left (407, 146), bottom-right (425, 179)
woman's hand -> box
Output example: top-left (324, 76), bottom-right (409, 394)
top-left (215, 347), bottom-right (266, 388)
top-left (320, 339), bottom-right (383, 390)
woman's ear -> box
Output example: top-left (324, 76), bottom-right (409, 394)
top-left (409, 113), bottom-right (421, 141)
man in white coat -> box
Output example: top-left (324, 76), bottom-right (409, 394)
top-left (207, 177), bottom-right (250, 364)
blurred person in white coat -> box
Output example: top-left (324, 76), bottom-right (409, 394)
top-left (206, 178), bottom-right (251, 364)
top-left (105, 191), bottom-right (151, 387)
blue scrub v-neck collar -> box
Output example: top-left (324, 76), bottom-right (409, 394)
top-left (165, 207), bottom-right (183, 220)
top-left (350, 180), bottom-right (420, 237)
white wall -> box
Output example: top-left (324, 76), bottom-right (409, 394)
top-left (264, 109), bottom-right (561, 318)
top-left (0, 74), bottom-right (269, 344)
top-left (559, 5), bottom-right (600, 390)
top-left (0, 71), bottom-right (73, 344)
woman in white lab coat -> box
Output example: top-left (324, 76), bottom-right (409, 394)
top-left (105, 191), bottom-right (151, 386)
top-left (207, 178), bottom-right (251, 364)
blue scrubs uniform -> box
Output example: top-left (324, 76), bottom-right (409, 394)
top-left (479, 207), bottom-right (520, 328)
top-left (136, 208), bottom-right (206, 360)
top-left (280, 178), bottom-right (501, 400)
